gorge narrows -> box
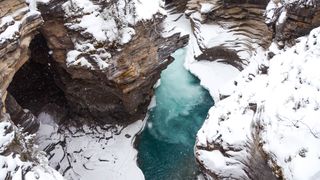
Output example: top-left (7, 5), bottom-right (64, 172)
top-left (138, 48), bottom-right (214, 179)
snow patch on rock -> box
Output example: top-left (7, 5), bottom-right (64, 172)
top-left (59, 0), bottom-right (166, 70)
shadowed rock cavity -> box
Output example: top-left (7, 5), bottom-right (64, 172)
top-left (7, 33), bottom-right (68, 132)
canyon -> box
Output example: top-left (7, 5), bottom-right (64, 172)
top-left (0, 0), bottom-right (320, 179)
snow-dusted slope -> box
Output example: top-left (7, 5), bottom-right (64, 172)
top-left (195, 26), bottom-right (320, 180)
top-left (0, 113), bottom-right (63, 180)
top-left (36, 112), bottom-right (145, 180)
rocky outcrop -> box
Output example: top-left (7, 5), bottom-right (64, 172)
top-left (0, 93), bottom-right (63, 179)
top-left (185, 0), bottom-right (272, 70)
top-left (1, 0), bottom-right (188, 126)
top-left (192, 0), bottom-right (320, 179)
top-left (5, 93), bottom-right (39, 133)
top-left (0, 0), bottom-right (42, 106)
top-left (266, 0), bottom-right (320, 43)
top-left (164, 0), bottom-right (320, 179)
top-left (0, 0), bottom-right (188, 178)
top-left (35, 0), bottom-right (189, 124)
top-left (0, 1), bottom-right (62, 179)
top-left (0, 0), bottom-right (43, 135)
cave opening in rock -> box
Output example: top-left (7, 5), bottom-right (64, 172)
top-left (6, 33), bottom-right (68, 131)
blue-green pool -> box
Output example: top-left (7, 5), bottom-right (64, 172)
top-left (137, 48), bottom-right (214, 180)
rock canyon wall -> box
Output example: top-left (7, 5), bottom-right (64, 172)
top-left (0, 0), bottom-right (187, 179)
top-left (186, 0), bottom-right (320, 179)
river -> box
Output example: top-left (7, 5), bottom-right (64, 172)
top-left (138, 48), bottom-right (214, 180)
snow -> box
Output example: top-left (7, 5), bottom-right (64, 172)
top-left (265, 0), bottom-right (316, 26)
top-left (277, 10), bottom-right (287, 24)
top-left (195, 26), bottom-right (320, 179)
top-left (26, 0), bottom-right (51, 10)
top-left (119, 27), bottom-right (136, 45)
top-left (25, 163), bottom-right (64, 180)
top-left (63, 0), bottom-right (98, 16)
top-left (187, 61), bottom-right (239, 101)
top-left (197, 149), bottom-right (249, 179)
top-left (133, 0), bottom-right (166, 20)
top-left (162, 13), bottom-right (191, 38)
top-left (258, 27), bottom-right (320, 180)
top-left (0, 115), bottom-right (63, 180)
top-left (0, 121), bottom-right (15, 153)
top-left (200, 3), bottom-right (214, 14)
top-left (0, 5), bottom-right (40, 46)
top-left (0, 18), bottom-right (21, 43)
top-left (76, 13), bottom-right (111, 42)
top-left (36, 112), bottom-right (146, 180)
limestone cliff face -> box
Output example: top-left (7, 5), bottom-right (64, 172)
top-left (266, 0), bottom-right (320, 43)
top-left (0, 0), bottom-right (42, 134)
top-left (0, 0), bottom-right (188, 125)
top-left (0, 0), bottom-right (187, 178)
top-left (36, 0), bottom-right (188, 124)
top-left (0, 0), bottom-right (42, 105)
top-left (0, 2), bottom-right (62, 179)
top-left (188, 0), bottom-right (320, 179)
top-left (186, 0), bottom-right (272, 71)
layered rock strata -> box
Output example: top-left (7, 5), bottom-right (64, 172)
top-left (1, 0), bottom-right (188, 125)
top-left (37, 0), bottom-right (188, 124)
top-left (185, 0), bottom-right (272, 71)
top-left (266, 0), bottom-right (320, 43)
top-left (190, 0), bottom-right (320, 179)
top-left (0, 0), bottom-right (188, 179)
top-left (0, 1), bottom-right (62, 179)
top-left (0, 0), bottom-right (42, 107)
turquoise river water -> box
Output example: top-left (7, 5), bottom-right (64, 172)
top-left (137, 48), bottom-right (214, 179)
